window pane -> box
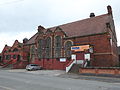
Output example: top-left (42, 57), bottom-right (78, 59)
top-left (65, 41), bottom-right (72, 57)
top-left (38, 39), bottom-right (44, 59)
top-left (55, 36), bottom-right (61, 58)
top-left (45, 37), bottom-right (51, 58)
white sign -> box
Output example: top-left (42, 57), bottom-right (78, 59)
top-left (84, 54), bottom-right (90, 61)
top-left (60, 58), bottom-right (66, 62)
top-left (71, 54), bottom-right (76, 60)
top-left (76, 60), bottom-right (84, 64)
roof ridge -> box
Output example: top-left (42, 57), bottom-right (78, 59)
top-left (27, 32), bottom-right (38, 41)
top-left (48, 14), bottom-right (108, 30)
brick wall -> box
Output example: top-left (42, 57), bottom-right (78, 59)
top-left (30, 33), bottom-right (119, 69)
top-left (69, 33), bottom-right (119, 67)
top-left (31, 58), bottom-right (70, 70)
top-left (79, 68), bottom-right (120, 75)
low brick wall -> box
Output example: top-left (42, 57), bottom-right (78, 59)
top-left (79, 67), bottom-right (120, 75)
top-left (32, 58), bottom-right (70, 70)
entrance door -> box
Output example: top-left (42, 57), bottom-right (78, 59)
top-left (84, 53), bottom-right (91, 67)
top-left (0, 56), bottom-right (1, 62)
top-left (75, 52), bottom-right (84, 64)
top-left (17, 55), bottom-right (21, 61)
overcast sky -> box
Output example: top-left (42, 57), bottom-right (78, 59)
top-left (0, 0), bottom-right (120, 52)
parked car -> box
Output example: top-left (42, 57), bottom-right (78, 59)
top-left (26, 64), bottom-right (42, 71)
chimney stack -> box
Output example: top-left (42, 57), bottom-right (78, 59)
top-left (5, 44), bottom-right (7, 47)
top-left (107, 5), bottom-right (112, 15)
top-left (38, 25), bottom-right (45, 33)
top-left (23, 38), bottom-right (28, 44)
top-left (90, 13), bottom-right (95, 18)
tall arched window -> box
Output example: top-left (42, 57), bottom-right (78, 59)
top-left (38, 39), bottom-right (44, 59)
top-left (31, 46), bottom-right (35, 54)
top-left (30, 45), bottom-right (35, 61)
top-left (45, 37), bottom-right (51, 58)
top-left (0, 56), bottom-right (1, 62)
top-left (65, 41), bottom-right (72, 58)
top-left (55, 36), bottom-right (62, 58)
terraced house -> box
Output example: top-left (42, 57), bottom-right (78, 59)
top-left (0, 40), bottom-right (28, 68)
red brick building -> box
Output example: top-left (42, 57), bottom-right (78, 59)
top-left (24, 6), bottom-right (119, 69)
top-left (0, 6), bottom-right (119, 69)
top-left (0, 53), bottom-right (2, 64)
top-left (118, 46), bottom-right (120, 63)
top-left (0, 40), bottom-right (28, 68)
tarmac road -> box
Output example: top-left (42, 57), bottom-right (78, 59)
top-left (0, 69), bottom-right (120, 90)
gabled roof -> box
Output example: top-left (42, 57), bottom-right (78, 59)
top-left (2, 45), bottom-right (11, 53)
top-left (25, 13), bottom-right (112, 45)
top-left (25, 33), bottom-right (38, 45)
top-left (49, 14), bottom-right (111, 38)
top-left (11, 40), bottom-right (23, 49)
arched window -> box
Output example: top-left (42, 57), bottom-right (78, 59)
top-left (30, 45), bottom-right (35, 61)
top-left (38, 39), bottom-right (44, 59)
top-left (45, 37), bottom-right (51, 58)
top-left (17, 55), bottom-right (21, 61)
top-left (0, 56), bottom-right (1, 62)
top-left (13, 48), bottom-right (18, 52)
top-left (13, 55), bottom-right (16, 59)
top-left (65, 41), bottom-right (72, 58)
top-left (5, 55), bottom-right (11, 60)
top-left (55, 36), bottom-right (62, 58)
top-left (30, 46), bottom-right (35, 55)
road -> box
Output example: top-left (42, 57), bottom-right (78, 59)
top-left (0, 70), bottom-right (120, 90)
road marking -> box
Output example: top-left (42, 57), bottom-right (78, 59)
top-left (0, 86), bottom-right (15, 90)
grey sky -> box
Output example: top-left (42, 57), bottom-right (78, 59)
top-left (0, 0), bottom-right (120, 52)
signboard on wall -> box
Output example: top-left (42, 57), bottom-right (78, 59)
top-left (76, 60), bottom-right (84, 64)
top-left (60, 58), bottom-right (66, 62)
top-left (71, 54), bottom-right (76, 60)
top-left (71, 45), bottom-right (89, 52)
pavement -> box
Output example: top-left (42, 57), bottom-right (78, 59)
top-left (59, 73), bottom-right (120, 83)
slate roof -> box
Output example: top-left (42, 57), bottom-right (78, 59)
top-left (25, 14), bottom-right (111, 45)
top-left (25, 33), bottom-right (38, 45)
top-left (1, 45), bottom-right (11, 53)
top-left (49, 14), bottom-right (110, 37)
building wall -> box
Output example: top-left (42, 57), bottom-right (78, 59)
top-left (33, 58), bottom-right (70, 70)
top-left (1, 40), bottom-right (29, 68)
top-left (28, 31), bottom-right (119, 69)
top-left (0, 57), bottom-right (1, 62)
top-left (72, 33), bottom-right (118, 67)
top-left (118, 46), bottom-right (120, 65)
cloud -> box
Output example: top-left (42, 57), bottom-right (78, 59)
top-left (0, 31), bottom-right (36, 52)
top-left (0, 0), bottom-right (120, 52)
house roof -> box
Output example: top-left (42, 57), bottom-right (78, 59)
top-left (11, 40), bottom-right (23, 49)
top-left (25, 33), bottom-right (38, 45)
top-left (49, 14), bottom-right (111, 37)
top-left (2, 45), bottom-right (11, 53)
top-left (25, 13), bottom-right (112, 45)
